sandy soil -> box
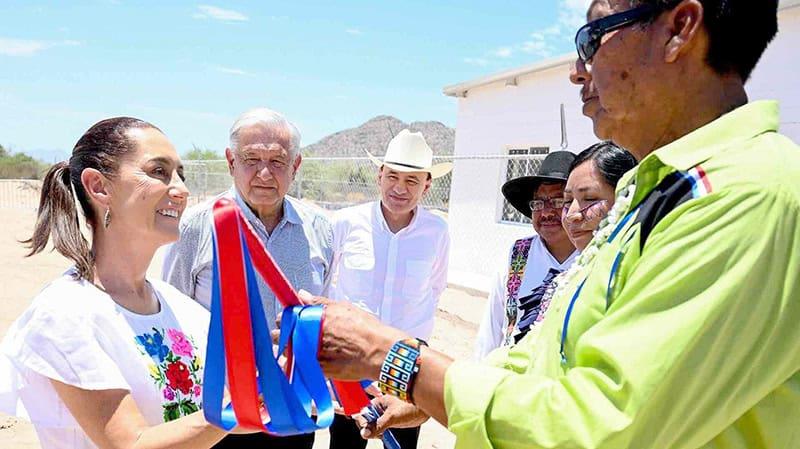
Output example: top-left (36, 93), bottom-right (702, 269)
top-left (0, 206), bottom-right (485, 449)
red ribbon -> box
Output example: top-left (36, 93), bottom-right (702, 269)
top-left (214, 198), bottom-right (369, 416)
top-left (215, 199), bottom-right (263, 428)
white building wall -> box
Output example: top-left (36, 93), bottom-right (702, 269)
top-left (446, 5), bottom-right (800, 293)
top-left (748, 5), bottom-right (800, 142)
top-left (447, 64), bottom-right (594, 292)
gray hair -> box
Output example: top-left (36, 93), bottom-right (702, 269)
top-left (229, 108), bottom-right (302, 160)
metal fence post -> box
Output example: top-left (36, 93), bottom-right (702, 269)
top-left (296, 169), bottom-right (303, 199)
top-left (203, 161), bottom-right (209, 198)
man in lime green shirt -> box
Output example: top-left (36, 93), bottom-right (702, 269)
top-left (311, 1), bottom-right (800, 448)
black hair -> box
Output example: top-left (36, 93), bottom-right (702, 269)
top-left (569, 141), bottom-right (637, 188)
top-left (23, 117), bottom-right (161, 279)
top-left (632, 0), bottom-right (778, 81)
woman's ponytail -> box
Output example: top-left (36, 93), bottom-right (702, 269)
top-left (23, 161), bottom-right (94, 279)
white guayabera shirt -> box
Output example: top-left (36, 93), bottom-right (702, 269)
top-left (326, 201), bottom-right (450, 340)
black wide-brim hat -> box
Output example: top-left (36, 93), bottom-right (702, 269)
top-left (501, 151), bottom-right (576, 218)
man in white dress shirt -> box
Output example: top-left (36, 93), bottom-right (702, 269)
top-left (325, 129), bottom-right (451, 449)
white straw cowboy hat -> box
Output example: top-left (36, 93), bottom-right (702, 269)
top-left (366, 129), bottom-right (453, 179)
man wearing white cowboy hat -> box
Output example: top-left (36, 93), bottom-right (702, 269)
top-left (324, 129), bottom-right (451, 449)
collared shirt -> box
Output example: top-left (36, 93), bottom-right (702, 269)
top-left (445, 101), bottom-right (800, 448)
top-left (162, 188), bottom-right (333, 326)
top-left (475, 235), bottom-right (577, 359)
top-left (326, 201), bottom-right (450, 340)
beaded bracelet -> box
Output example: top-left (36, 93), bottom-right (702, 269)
top-left (378, 338), bottom-right (428, 402)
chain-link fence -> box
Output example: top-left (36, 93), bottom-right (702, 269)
top-left (182, 157), bottom-right (454, 212)
top-left (0, 155), bottom-right (544, 215)
top-left (182, 154), bottom-right (543, 216)
top-left (181, 160), bottom-right (231, 206)
top-left (445, 153), bottom-right (545, 291)
top-left (295, 157), bottom-right (453, 212)
top-left (0, 179), bottom-right (42, 210)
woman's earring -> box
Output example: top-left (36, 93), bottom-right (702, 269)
top-left (104, 208), bottom-right (111, 229)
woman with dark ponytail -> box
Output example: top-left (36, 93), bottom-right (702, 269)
top-left (25, 160), bottom-right (95, 279)
top-left (0, 118), bottom-right (252, 448)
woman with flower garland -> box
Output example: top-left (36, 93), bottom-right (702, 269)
top-left (0, 117), bottom-right (251, 448)
top-left (561, 142), bottom-right (637, 253)
top-left (528, 143), bottom-right (638, 328)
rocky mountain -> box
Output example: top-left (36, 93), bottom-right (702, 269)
top-left (302, 115), bottom-right (454, 157)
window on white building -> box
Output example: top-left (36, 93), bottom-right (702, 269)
top-left (500, 146), bottom-right (548, 224)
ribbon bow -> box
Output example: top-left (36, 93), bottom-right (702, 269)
top-left (203, 198), bottom-right (369, 435)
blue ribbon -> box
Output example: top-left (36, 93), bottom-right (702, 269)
top-left (362, 404), bottom-right (402, 449)
top-left (203, 233), bottom-right (334, 435)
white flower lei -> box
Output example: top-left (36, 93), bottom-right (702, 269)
top-left (543, 183), bottom-right (637, 303)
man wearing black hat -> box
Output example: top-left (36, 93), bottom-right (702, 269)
top-left (475, 151), bottom-right (578, 358)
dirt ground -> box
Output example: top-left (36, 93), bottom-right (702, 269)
top-left (0, 207), bottom-right (485, 449)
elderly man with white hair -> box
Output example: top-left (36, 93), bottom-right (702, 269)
top-left (162, 107), bottom-right (331, 449)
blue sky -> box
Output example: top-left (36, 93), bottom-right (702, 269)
top-left (0, 0), bottom-right (590, 161)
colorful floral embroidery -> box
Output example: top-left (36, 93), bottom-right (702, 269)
top-left (167, 328), bottom-right (195, 358)
top-left (135, 327), bottom-right (203, 422)
top-left (163, 386), bottom-right (175, 401)
top-left (165, 360), bottom-right (194, 395)
top-left (135, 330), bottom-right (169, 362)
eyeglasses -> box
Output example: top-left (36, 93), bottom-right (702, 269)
top-left (575, 4), bottom-right (659, 63)
top-left (529, 198), bottom-right (567, 212)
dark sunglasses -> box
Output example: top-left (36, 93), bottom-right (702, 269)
top-left (575, 4), bottom-right (659, 63)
